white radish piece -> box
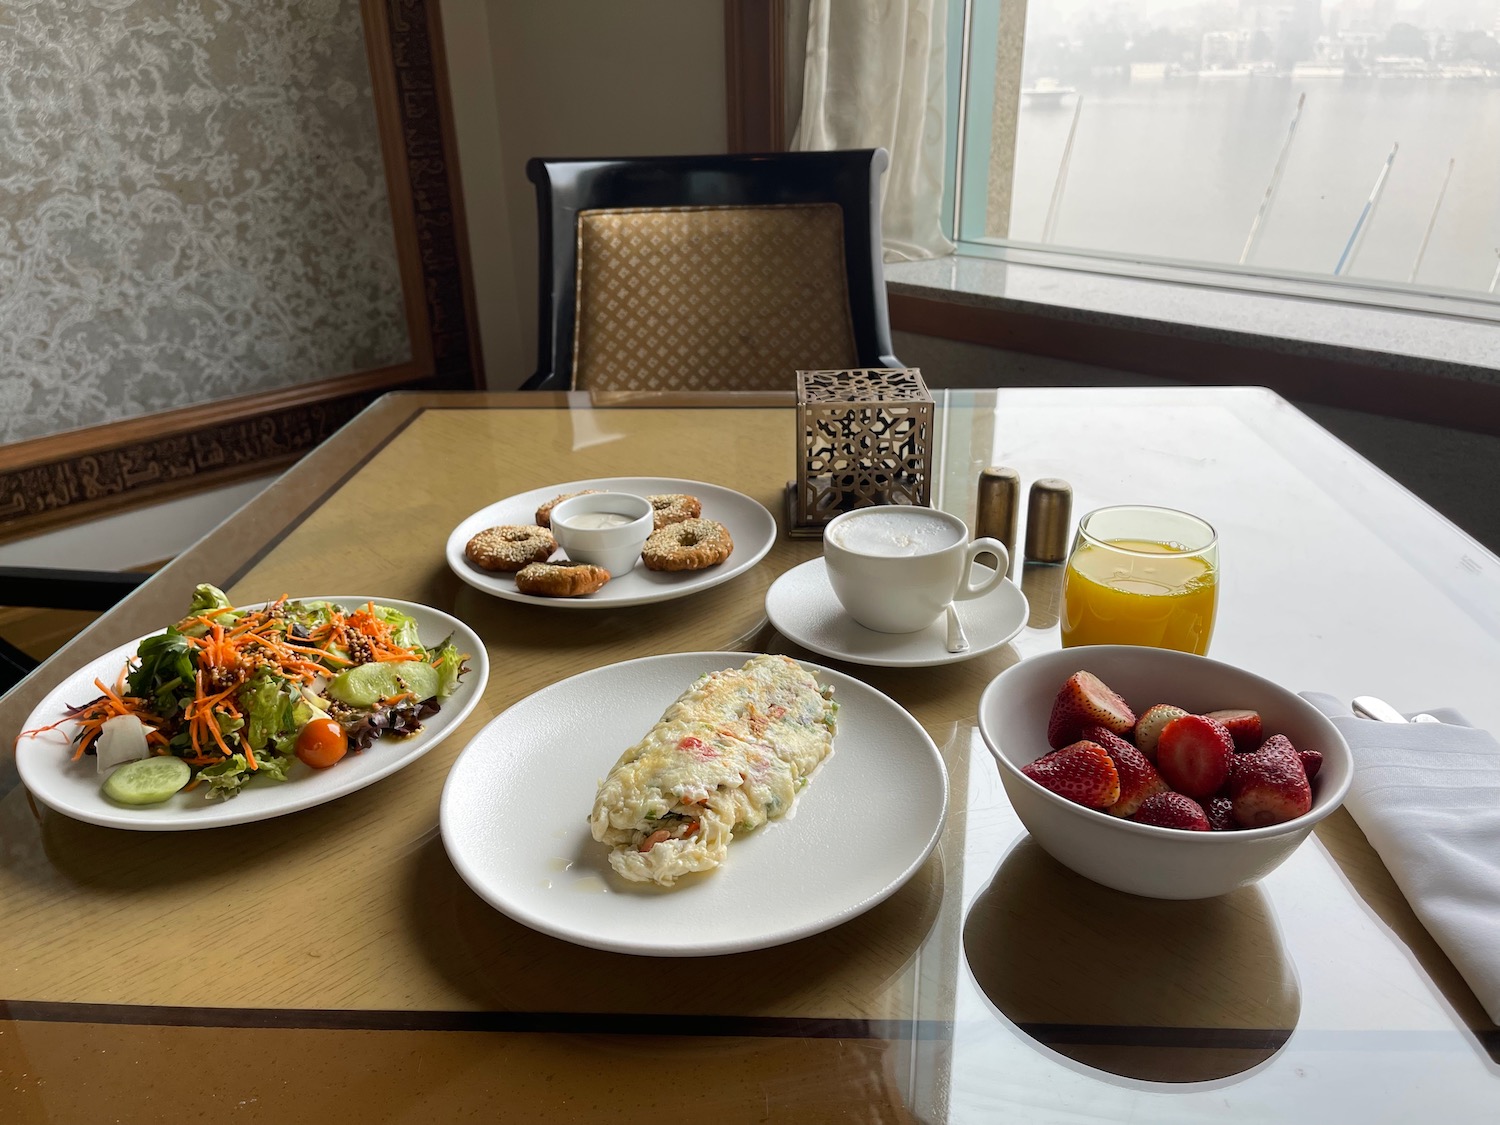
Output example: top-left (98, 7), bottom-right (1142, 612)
top-left (95, 714), bottom-right (152, 774)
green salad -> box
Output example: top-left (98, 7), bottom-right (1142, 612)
top-left (33, 585), bottom-right (469, 804)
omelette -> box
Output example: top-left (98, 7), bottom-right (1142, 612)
top-left (589, 655), bottom-right (838, 886)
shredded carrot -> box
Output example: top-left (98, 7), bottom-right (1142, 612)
top-left (22, 592), bottom-right (438, 782)
top-left (92, 677), bottom-right (131, 714)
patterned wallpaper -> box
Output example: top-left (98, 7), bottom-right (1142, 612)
top-left (0, 0), bottom-right (410, 444)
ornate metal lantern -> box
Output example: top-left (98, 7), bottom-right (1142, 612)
top-left (792, 368), bottom-right (935, 535)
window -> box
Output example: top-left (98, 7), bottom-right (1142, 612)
top-left (949, 0), bottom-right (1500, 320)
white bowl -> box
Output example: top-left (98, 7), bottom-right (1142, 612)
top-left (549, 492), bottom-right (654, 576)
top-left (976, 646), bottom-right (1353, 899)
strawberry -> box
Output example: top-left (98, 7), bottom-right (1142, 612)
top-left (1206, 708), bottom-right (1264, 752)
top-left (1155, 714), bottom-right (1235, 799)
top-left (1022, 740), bottom-right (1120, 809)
top-left (1133, 703), bottom-right (1188, 761)
top-left (1299, 749), bottom-right (1323, 781)
top-left (1047, 671), bottom-right (1136, 749)
top-left (1230, 737), bottom-right (1312, 828)
top-left (1204, 796), bottom-right (1237, 832)
top-left (1082, 724), bottom-right (1167, 817)
top-left (1130, 791), bottom-right (1210, 831)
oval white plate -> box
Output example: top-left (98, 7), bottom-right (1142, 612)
top-left (766, 558), bottom-right (1029, 667)
top-left (445, 477), bottom-right (777, 608)
top-left (440, 651), bottom-right (948, 956)
top-left (14, 597), bottom-right (490, 831)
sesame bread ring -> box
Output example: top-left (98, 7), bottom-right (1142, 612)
top-left (515, 561), bottom-right (611, 597)
top-left (641, 518), bottom-right (734, 572)
top-left (647, 493), bottom-right (702, 529)
top-left (465, 525), bottom-right (557, 572)
top-left (536, 489), bottom-right (604, 528)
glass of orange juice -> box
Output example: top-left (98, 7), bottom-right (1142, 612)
top-left (1061, 506), bottom-right (1219, 654)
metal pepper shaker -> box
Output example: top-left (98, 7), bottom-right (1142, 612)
top-left (974, 467), bottom-right (1020, 576)
top-left (1024, 478), bottom-right (1074, 564)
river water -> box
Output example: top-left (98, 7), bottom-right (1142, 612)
top-left (1007, 77), bottom-right (1500, 296)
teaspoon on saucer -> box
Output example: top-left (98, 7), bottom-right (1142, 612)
top-left (945, 604), bottom-right (970, 653)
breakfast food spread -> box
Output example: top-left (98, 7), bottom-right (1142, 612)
top-left (464, 525), bottom-right (557, 572)
top-left (1026, 669), bottom-right (1320, 831)
top-left (589, 654), bottom-right (837, 885)
top-left (641, 517), bottom-right (734, 572)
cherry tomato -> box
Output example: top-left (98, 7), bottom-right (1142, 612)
top-left (296, 718), bottom-right (348, 769)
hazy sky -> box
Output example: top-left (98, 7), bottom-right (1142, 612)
top-left (1027, 0), bottom-right (1500, 33)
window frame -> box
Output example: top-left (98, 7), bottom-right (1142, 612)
top-left (945, 0), bottom-right (1500, 326)
top-left (729, 0), bottom-right (1500, 439)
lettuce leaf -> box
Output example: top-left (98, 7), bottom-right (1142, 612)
top-left (370, 604), bottom-right (423, 651)
top-left (126, 628), bottom-right (196, 716)
top-left (190, 584), bottom-right (232, 614)
top-left (178, 584), bottom-right (240, 635)
top-left (285, 599), bottom-right (338, 635)
top-left (430, 641), bottom-right (467, 699)
top-left (238, 668), bottom-right (299, 753)
top-left (198, 751), bottom-right (292, 800)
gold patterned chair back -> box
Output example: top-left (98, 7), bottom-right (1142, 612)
top-left (570, 203), bottom-right (859, 392)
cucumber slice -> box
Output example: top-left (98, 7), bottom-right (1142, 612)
top-left (102, 756), bottom-right (192, 805)
top-left (326, 660), bottom-right (440, 709)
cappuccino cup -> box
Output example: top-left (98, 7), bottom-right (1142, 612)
top-left (822, 507), bottom-right (1009, 633)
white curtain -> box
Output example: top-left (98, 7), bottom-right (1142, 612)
top-left (792, 0), bottom-right (955, 261)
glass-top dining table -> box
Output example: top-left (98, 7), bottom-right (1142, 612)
top-left (3, 387), bottom-right (1497, 1124)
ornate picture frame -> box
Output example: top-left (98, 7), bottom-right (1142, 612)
top-left (0, 0), bottom-right (481, 541)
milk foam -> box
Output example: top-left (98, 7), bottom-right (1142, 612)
top-left (828, 510), bottom-right (960, 557)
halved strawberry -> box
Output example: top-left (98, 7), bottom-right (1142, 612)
top-left (1022, 740), bottom-right (1120, 808)
top-left (1155, 714), bottom-right (1235, 799)
top-left (1206, 708), bottom-right (1264, 752)
top-left (1133, 703), bottom-right (1188, 761)
top-left (1047, 671), bottom-right (1136, 749)
top-left (1082, 724), bottom-right (1168, 818)
top-left (1299, 749), bottom-right (1323, 781)
top-left (1230, 737), bottom-right (1312, 828)
top-left (1204, 795), bottom-right (1237, 832)
top-left (1130, 791), bottom-right (1210, 831)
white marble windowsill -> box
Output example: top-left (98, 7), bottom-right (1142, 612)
top-left (885, 254), bottom-right (1500, 383)
top-left (0, 475), bottom-right (277, 571)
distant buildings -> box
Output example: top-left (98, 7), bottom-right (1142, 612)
top-left (1028, 0), bottom-right (1500, 83)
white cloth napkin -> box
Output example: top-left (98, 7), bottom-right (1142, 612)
top-left (1304, 692), bottom-right (1500, 1024)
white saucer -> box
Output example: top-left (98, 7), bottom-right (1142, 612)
top-left (765, 558), bottom-right (1029, 667)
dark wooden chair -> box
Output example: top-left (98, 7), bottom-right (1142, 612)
top-left (0, 566), bottom-right (149, 696)
top-left (521, 149), bottom-right (902, 392)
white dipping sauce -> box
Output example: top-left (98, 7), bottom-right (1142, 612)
top-left (560, 511), bottom-right (634, 530)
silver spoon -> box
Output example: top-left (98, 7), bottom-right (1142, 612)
top-left (945, 604), bottom-right (969, 654)
top-left (1352, 696), bottom-right (1440, 724)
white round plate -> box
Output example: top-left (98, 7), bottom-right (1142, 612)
top-left (14, 597), bottom-right (490, 831)
top-left (445, 477), bottom-right (777, 608)
top-left (765, 558), bottom-right (1029, 668)
top-left (439, 651), bottom-right (948, 956)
